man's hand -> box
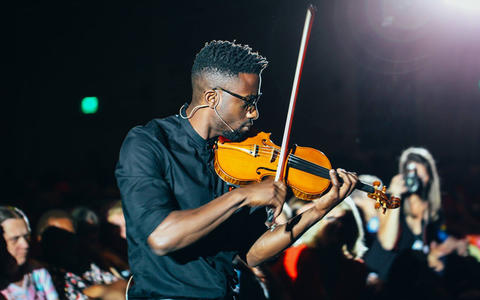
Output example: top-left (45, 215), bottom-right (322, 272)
top-left (240, 178), bottom-right (287, 220)
top-left (313, 169), bottom-right (358, 213)
top-left (148, 178), bottom-right (286, 256)
top-left (244, 169), bottom-right (357, 267)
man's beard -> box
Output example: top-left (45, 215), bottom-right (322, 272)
top-left (220, 120), bottom-right (253, 142)
top-left (221, 127), bottom-right (249, 142)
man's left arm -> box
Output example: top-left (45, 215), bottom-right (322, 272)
top-left (245, 169), bottom-right (358, 267)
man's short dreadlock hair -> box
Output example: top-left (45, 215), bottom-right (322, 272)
top-left (192, 40), bottom-right (268, 80)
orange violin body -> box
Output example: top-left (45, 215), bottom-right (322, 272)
top-left (214, 131), bottom-right (331, 200)
top-left (214, 131), bottom-right (400, 211)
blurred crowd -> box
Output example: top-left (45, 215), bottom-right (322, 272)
top-left (2, 146), bottom-right (480, 299)
top-left (1, 201), bottom-right (129, 300)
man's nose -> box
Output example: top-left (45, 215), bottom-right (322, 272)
top-left (247, 105), bottom-right (259, 120)
top-left (18, 236), bottom-right (29, 248)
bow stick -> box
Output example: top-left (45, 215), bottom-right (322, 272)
top-left (267, 5), bottom-right (317, 227)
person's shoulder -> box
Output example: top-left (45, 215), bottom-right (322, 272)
top-left (31, 267), bottom-right (48, 275)
top-left (122, 115), bottom-right (181, 150)
top-left (128, 115), bottom-right (179, 142)
top-left (117, 116), bottom-right (181, 174)
top-left (30, 267), bottom-right (53, 281)
top-left (23, 259), bottom-right (47, 273)
top-left (30, 267), bottom-right (60, 299)
top-left (145, 115), bottom-right (181, 135)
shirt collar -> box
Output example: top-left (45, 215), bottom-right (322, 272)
top-left (178, 103), bottom-right (217, 152)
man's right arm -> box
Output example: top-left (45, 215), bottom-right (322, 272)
top-left (116, 129), bottom-right (286, 256)
top-left (147, 179), bottom-right (285, 255)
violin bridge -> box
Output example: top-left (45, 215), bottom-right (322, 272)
top-left (270, 148), bottom-right (278, 163)
top-left (251, 144), bottom-right (259, 157)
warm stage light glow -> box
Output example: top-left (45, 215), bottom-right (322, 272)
top-left (444, 0), bottom-right (480, 12)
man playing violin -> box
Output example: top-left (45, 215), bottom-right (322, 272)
top-left (115, 40), bottom-right (358, 300)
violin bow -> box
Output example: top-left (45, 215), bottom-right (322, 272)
top-left (267, 5), bottom-right (317, 227)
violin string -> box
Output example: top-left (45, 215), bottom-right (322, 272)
top-left (225, 145), bottom-right (332, 177)
top-left (285, 157), bottom-right (378, 196)
top-left (286, 157), bottom-right (378, 195)
top-left (249, 146), bottom-right (332, 175)
top-left (227, 146), bottom-right (332, 179)
top-left (288, 157), bottom-right (331, 179)
top-left (223, 145), bottom-right (379, 195)
top-left (288, 155), bottom-right (330, 173)
top-left (222, 144), bottom-right (376, 185)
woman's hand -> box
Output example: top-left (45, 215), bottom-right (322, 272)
top-left (388, 174), bottom-right (407, 198)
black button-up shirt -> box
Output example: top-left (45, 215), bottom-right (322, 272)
top-left (115, 112), bottom-right (266, 299)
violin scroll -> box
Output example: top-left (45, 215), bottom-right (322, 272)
top-left (368, 180), bottom-right (401, 213)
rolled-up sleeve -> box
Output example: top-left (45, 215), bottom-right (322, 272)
top-left (115, 128), bottom-right (176, 242)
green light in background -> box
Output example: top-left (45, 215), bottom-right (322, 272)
top-left (81, 97), bottom-right (99, 114)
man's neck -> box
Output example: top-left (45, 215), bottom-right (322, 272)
top-left (186, 106), bottom-right (218, 140)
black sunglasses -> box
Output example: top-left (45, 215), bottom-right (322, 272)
top-left (212, 87), bottom-right (261, 112)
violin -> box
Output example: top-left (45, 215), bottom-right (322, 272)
top-left (213, 131), bottom-right (400, 212)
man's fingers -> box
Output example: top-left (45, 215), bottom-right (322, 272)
top-left (273, 203), bottom-right (283, 219)
top-left (274, 181), bottom-right (288, 193)
top-left (274, 181), bottom-right (287, 202)
top-left (329, 169), bottom-right (340, 188)
top-left (335, 168), bottom-right (358, 198)
top-left (313, 169), bottom-right (359, 214)
top-left (325, 169), bottom-right (340, 199)
top-left (344, 171), bottom-right (358, 195)
top-left (270, 181), bottom-right (286, 219)
top-left (336, 168), bottom-right (352, 197)
top-left (270, 194), bottom-right (284, 219)
top-left (315, 171), bottom-right (341, 209)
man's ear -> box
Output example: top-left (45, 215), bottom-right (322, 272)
top-left (204, 89), bottom-right (219, 108)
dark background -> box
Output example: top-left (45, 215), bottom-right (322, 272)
top-left (10, 0), bottom-right (480, 230)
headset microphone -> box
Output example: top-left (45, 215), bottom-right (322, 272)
top-left (214, 104), bottom-right (235, 133)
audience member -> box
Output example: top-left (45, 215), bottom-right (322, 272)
top-left (36, 210), bottom-right (75, 241)
top-left (71, 206), bottom-right (128, 276)
top-left (364, 147), bottom-right (467, 280)
top-left (106, 201), bottom-right (126, 240)
top-left (71, 206), bottom-right (99, 238)
top-left (0, 226), bottom-right (17, 291)
top-left (101, 200), bottom-right (129, 275)
top-left (0, 206), bottom-right (59, 300)
top-left (41, 226), bottom-right (126, 300)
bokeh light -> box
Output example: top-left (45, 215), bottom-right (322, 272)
top-left (81, 97), bottom-right (99, 114)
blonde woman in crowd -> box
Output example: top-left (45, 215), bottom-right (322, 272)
top-left (365, 147), bottom-right (468, 280)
